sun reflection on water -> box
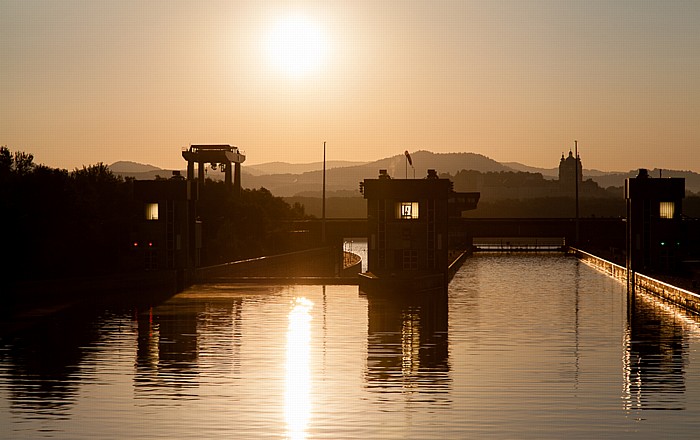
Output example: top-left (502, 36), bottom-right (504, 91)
top-left (285, 297), bottom-right (314, 440)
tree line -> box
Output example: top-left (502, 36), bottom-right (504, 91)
top-left (1, 147), bottom-right (309, 288)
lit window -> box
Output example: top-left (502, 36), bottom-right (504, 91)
top-left (659, 202), bottom-right (675, 219)
top-left (145, 203), bottom-right (159, 220)
top-left (395, 202), bottom-right (419, 219)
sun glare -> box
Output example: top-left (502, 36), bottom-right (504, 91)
top-left (267, 14), bottom-right (327, 77)
top-left (285, 297), bottom-right (314, 439)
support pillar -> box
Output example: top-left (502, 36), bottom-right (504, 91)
top-left (198, 161), bottom-right (205, 184)
top-left (234, 162), bottom-right (242, 195)
top-left (224, 161), bottom-right (232, 188)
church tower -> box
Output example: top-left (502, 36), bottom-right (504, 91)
top-left (558, 150), bottom-right (582, 189)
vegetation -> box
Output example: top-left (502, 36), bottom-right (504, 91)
top-left (446, 169), bottom-right (616, 198)
top-left (1, 147), bottom-right (309, 288)
top-left (197, 180), bottom-right (308, 264)
top-left (1, 147), bottom-right (134, 286)
top-left (461, 197), bottom-right (626, 218)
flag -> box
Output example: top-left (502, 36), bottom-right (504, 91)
top-left (404, 150), bottom-right (413, 166)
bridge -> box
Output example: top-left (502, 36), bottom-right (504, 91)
top-left (286, 217), bottom-right (627, 252)
top-left (197, 217), bottom-right (620, 284)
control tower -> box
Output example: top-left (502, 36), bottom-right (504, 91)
top-left (182, 144), bottom-right (246, 193)
top-left (358, 169), bottom-right (479, 294)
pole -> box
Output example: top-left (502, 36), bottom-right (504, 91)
top-left (322, 141), bottom-right (326, 245)
top-left (405, 154), bottom-right (408, 179)
top-left (575, 140), bottom-right (580, 246)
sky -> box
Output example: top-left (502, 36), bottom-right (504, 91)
top-left (2, 0), bottom-right (699, 172)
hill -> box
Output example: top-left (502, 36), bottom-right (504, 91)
top-left (243, 151), bottom-right (512, 196)
top-left (108, 161), bottom-right (161, 174)
top-left (107, 153), bottom-right (700, 196)
top-left (246, 160), bottom-right (366, 176)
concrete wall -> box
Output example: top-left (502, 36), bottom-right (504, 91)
top-left (195, 247), bottom-right (340, 281)
top-left (448, 250), bottom-right (470, 281)
top-left (574, 248), bottom-right (700, 315)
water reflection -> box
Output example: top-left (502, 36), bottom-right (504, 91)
top-left (134, 300), bottom-right (200, 394)
top-left (134, 296), bottom-right (246, 397)
top-left (285, 297), bottom-right (313, 440)
top-left (364, 290), bottom-right (450, 399)
top-left (623, 290), bottom-right (700, 411)
top-left (0, 308), bottom-right (101, 417)
top-left (7, 261), bottom-right (700, 437)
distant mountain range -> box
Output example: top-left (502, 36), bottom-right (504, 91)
top-left (245, 160), bottom-right (366, 176)
top-left (109, 150), bottom-right (700, 196)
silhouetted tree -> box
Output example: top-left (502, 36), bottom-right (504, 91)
top-left (0, 146), bottom-right (12, 180)
top-left (197, 180), bottom-right (308, 264)
top-left (1, 153), bottom-right (133, 291)
top-left (1, 149), bottom-right (309, 294)
top-left (13, 151), bottom-right (34, 176)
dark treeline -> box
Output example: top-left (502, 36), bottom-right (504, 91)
top-left (1, 147), bottom-right (308, 287)
top-left (455, 195), bottom-right (700, 219)
top-left (452, 169), bottom-right (553, 187)
top-left (197, 181), bottom-right (308, 265)
top-left (1, 148), bottom-right (133, 285)
top-left (446, 169), bottom-right (620, 198)
top-left (462, 197), bottom-right (626, 218)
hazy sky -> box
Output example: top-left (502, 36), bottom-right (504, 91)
top-left (2, 0), bottom-right (699, 172)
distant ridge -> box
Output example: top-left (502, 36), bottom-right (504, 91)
top-left (108, 161), bottom-right (161, 174)
top-left (242, 150), bottom-right (513, 196)
top-left (502, 162), bottom-right (619, 179)
top-left (106, 153), bottom-right (700, 195)
top-left (501, 162), bottom-right (558, 178)
top-left (246, 160), bottom-right (366, 176)
top-left (372, 150), bottom-right (510, 176)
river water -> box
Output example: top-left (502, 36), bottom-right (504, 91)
top-left (2, 254), bottom-right (700, 439)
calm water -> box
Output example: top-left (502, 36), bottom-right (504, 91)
top-left (3, 254), bottom-right (700, 439)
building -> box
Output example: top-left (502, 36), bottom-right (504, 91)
top-left (358, 169), bottom-right (478, 293)
top-left (559, 150), bottom-right (583, 189)
top-left (130, 173), bottom-right (201, 282)
top-left (626, 169), bottom-right (685, 274)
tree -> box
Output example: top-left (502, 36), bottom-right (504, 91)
top-left (13, 151), bottom-right (34, 176)
top-left (196, 179), bottom-right (308, 264)
top-left (0, 146), bottom-right (12, 179)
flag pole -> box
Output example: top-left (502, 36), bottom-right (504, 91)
top-left (575, 140), bottom-right (579, 246)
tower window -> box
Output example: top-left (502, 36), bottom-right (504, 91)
top-left (395, 202), bottom-right (419, 219)
top-left (145, 203), bottom-right (159, 220)
top-left (659, 202), bottom-right (675, 219)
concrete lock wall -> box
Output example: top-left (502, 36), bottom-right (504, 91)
top-left (195, 247), bottom-right (339, 281)
top-left (574, 248), bottom-right (700, 315)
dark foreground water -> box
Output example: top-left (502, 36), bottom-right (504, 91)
top-left (3, 254), bottom-right (700, 439)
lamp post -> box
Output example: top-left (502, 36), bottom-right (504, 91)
top-left (322, 141), bottom-right (326, 245)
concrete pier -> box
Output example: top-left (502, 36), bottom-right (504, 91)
top-left (194, 247), bottom-right (353, 284)
top-left (573, 248), bottom-right (700, 315)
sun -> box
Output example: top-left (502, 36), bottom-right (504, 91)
top-left (266, 14), bottom-right (327, 77)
